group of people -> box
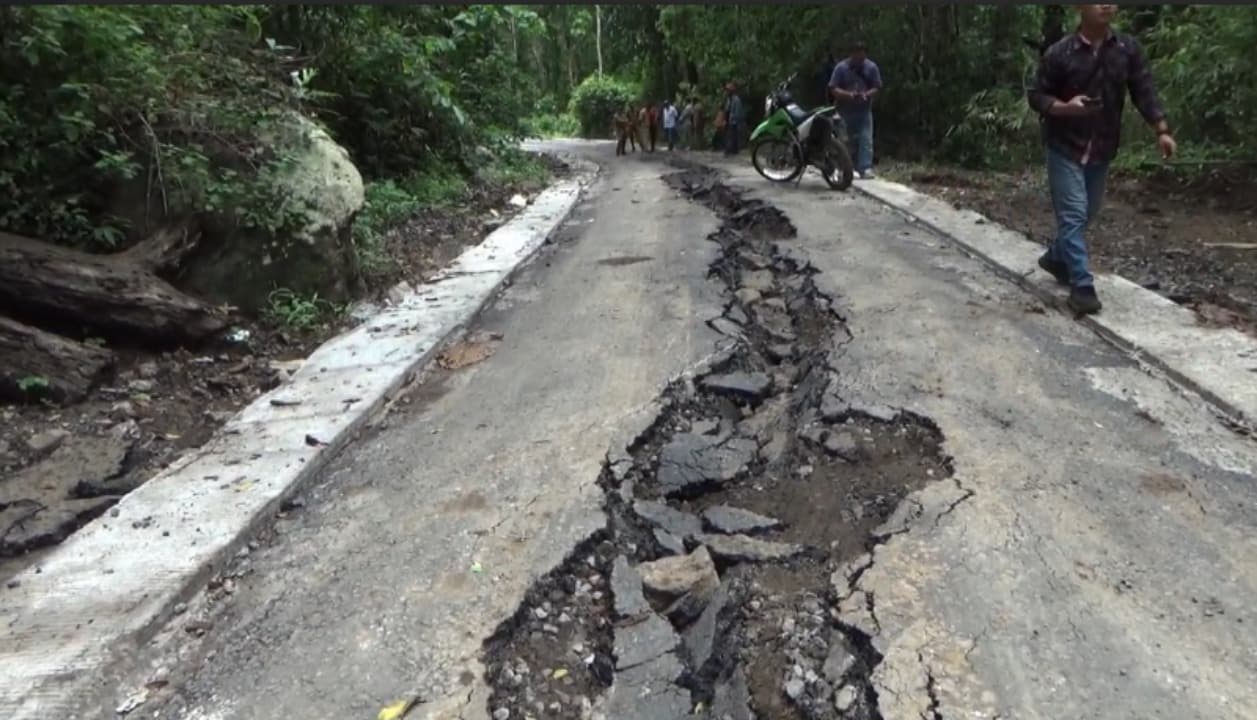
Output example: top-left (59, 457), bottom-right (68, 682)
top-left (613, 83), bottom-right (749, 158)
top-left (614, 6), bottom-right (1171, 318)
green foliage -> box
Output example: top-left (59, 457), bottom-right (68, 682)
top-left (16, 375), bottom-right (50, 396)
top-left (480, 149), bottom-right (551, 188)
top-left (526, 113), bottom-right (580, 138)
top-left (570, 75), bottom-right (639, 138)
top-left (1143, 6), bottom-right (1257, 155)
top-left (942, 88), bottom-right (1038, 170)
top-left (270, 6), bottom-right (538, 179)
top-left (262, 288), bottom-right (344, 332)
top-left (352, 149), bottom-right (550, 284)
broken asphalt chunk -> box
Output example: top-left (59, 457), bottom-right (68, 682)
top-left (611, 556), bottom-right (652, 620)
top-left (702, 505), bottom-right (783, 535)
top-left (697, 533), bottom-right (805, 563)
top-left (653, 529), bottom-right (687, 556)
top-left (682, 580), bottom-right (730, 671)
top-left (633, 500), bottom-right (703, 539)
top-left (614, 613), bottom-right (679, 671)
top-left (654, 434), bottom-right (757, 497)
top-left (700, 372), bottom-right (772, 404)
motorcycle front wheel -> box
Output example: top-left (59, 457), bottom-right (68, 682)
top-left (821, 136), bottom-right (855, 190)
top-left (751, 138), bottom-right (803, 183)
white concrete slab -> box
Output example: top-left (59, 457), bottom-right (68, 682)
top-left (853, 177), bottom-right (1257, 425)
top-left (0, 160), bottom-right (596, 719)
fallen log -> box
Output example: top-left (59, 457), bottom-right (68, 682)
top-left (0, 231), bottom-right (227, 344)
top-left (0, 315), bottom-right (115, 403)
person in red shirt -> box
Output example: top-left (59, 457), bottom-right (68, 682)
top-left (646, 103), bottom-right (660, 152)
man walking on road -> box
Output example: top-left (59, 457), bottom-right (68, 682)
top-left (662, 99), bottom-right (679, 151)
top-left (1027, 3), bottom-right (1175, 315)
top-left (829, 41), bottom-right (882, 179)
top-left (723, 82), bottom-right (744, 156)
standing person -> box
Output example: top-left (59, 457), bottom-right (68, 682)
top-left (614, 105), bottom-right (631, 156)
top-left (723, 82), bottom-right (744, 156)
top-left (679, 98), bottom-right (695, 149)
top-left (646, 102), bottom-right (660, 152)
top-left (662, 100), bottom-right (679, 151)
top-left (819, 52), bottom-right (837, 103)
top-left (828, 41), bottom-right (882, 179)
top-left (628, 105), bottom-right (643, 153)
top-left (690, 97), bottom-right (706, 151)
top-left (713, 99), bottom-right (726, 151)
top-left (1027, 3), bottom-right (1175, 315)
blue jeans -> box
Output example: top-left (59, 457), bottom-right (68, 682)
top-left (840, 109), bottom-right (874, 173)
top-left (724, 124), bottom-right (741, 155)
top-left (1045, 145), bottom-right (1109, 288)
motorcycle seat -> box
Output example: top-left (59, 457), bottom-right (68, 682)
top-left (785, 104), bottom-right (811, 126)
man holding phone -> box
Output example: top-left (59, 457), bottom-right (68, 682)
top-left (829, 41), bottom-right (882, 179)
top-left (1027, 4), bottom-right (1176, 315)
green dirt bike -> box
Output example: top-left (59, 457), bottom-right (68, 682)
top-left (749, 73), bottom-right (855, 191)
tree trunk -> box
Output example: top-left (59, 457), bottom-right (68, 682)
top-left (0, 232), bottom-right (227, 345)
top-left (595, 5), bottom-right (604, 77)
top-left (0, 315), bottom-right (115, 403)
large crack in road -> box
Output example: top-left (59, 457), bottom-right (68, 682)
top-left (482, 169), bottom-right (953, 720)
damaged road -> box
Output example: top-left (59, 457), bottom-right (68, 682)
top-left (81, 143), bottom-right (1257, 720)
top-left (483, 168), bottom-right (952, 720)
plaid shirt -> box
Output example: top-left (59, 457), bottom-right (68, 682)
top-left (1027, 31), bottom-right (1167, 164)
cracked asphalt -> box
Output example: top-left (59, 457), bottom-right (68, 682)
top-left (130, 143), bottom-right (1257, 720)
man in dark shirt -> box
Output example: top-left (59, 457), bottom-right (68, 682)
top-left (1027, 4), bottom-right (1176, 315)
top-left (723, 82), bottom-right (745, 156)
top-left (829, 41), bottom-right (883, 179)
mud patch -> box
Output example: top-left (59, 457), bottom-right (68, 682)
top-left (482, 168), bottom-right (951, 719)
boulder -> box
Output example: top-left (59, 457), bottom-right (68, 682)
top-left (177, 113), bottom-right (366, 312)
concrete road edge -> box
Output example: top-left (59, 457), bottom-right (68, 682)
top-left (0, 157), bottom-right (598, 719)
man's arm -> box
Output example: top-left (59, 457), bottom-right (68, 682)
top-left (828, 65), bottom-right (855, 102)
top-left (1125, 38), bottom-right (1168, 132)
top-left (1027, 48), bottom-right (1066, 116)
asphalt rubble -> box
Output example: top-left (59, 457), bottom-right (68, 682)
top-left (482, 169), bottom-right (953, 720)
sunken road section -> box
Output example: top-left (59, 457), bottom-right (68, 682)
top-left (482, 169), bottom-right (953, 720)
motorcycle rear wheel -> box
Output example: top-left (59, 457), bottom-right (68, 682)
top-left (822, 136), bottom-right (855, 190)
top-left (751, 138), bottom-right (803, 183)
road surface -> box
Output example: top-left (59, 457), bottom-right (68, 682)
top-left (103, 142), bottom-right (1257, 720)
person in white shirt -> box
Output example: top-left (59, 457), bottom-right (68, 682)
top-left (662, 100), bottom-right (679, 151)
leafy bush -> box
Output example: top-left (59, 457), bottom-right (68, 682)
top-left (0, 6), bottom-right (305, 248)
top-left (1143, 6), bottom-right (1257, 157)
top-left (526, 113), bottom-right (581, 138)
top-left (569, 75), bottom-right (639, 138)
top-left (263, 287), bottom-right (344, 332)
top-left (941, 87), bottom-right (1039, 169)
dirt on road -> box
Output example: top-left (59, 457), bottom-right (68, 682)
top-left (884, 161), bottom-right (1257, 335)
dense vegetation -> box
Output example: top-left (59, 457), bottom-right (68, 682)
top-left (0, 5), bottom-right (544, 252)
top-left (513, 5), bottom-right (1257, 170)
top-left (1, 4), bottom-right (1253, 255)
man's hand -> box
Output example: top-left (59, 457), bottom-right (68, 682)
top-left (1157, 132), bottom-right (1177, 160)
top-left (1052, 95), bottom-right (1100, 117)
